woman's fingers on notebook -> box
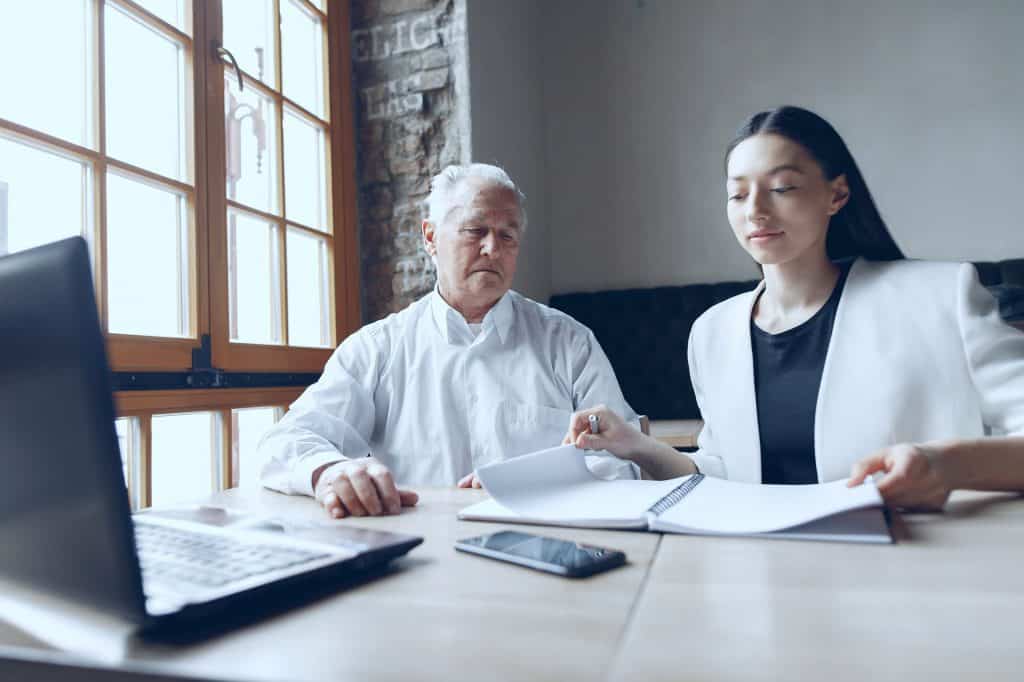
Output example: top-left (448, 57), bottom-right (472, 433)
top-left (872, 446), bottom-right (917, 496)
top-left (398, 488), bottom-right (420, 507)
top-left (848, 452), bottom-right (887, 486)
top-left (856, 444), bottom-right (951, 511)
top-left (880, 450), bottom-right (923, 494)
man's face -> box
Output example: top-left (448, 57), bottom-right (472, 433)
top-left (423, 179), bottom-right (522, 317)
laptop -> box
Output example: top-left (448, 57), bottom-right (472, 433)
top-left (0, 237), bottom-right (422, 636)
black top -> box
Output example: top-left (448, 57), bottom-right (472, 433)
top-left (751, 264), bottom-right (851, 485)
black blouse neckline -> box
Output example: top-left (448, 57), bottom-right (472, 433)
top-left (751, 263), bottom-right (851, 341)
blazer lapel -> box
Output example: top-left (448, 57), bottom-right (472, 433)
top-left (814, 258), bottom-right (870, 482)
top-left (722, 282), bottom-right (764, 483)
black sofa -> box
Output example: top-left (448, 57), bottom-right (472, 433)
top-left (549, 259), bottom-right (1024, 422)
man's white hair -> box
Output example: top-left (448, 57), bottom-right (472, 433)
top-left (425, 163), bottom-right (527, 230)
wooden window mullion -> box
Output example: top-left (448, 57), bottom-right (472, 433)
top-left (95, 0), bottom-right (109, 332)
top-left (229, 409), bottom-right (241, 489)
top-left (285, 220), bottom-right (331, 240)
top-left (215, 408), bottom-right (231, 492)
top-left (139, 414), bottom-right (152, 508)
top-left (327, 0), bottom-right (361, 341)
top-left (108, 0), bottom-right (192, 45)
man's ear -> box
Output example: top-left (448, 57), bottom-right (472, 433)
top-left (422, 219), bottom-right (437, 256)
top-left (829, 175), bottom-right (851, 215)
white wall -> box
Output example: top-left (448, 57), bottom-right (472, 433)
top-left (539, 0), bottom-right (1024, 294)
top-left (466, 0), bottom-right (552, 303)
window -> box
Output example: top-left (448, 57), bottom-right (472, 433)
top-left (0, 0), bottom-right (359, 373)
top-left (232, 406), bottom-right (285, 489)
top-left (115, 387), bottom-right (301, 509)
top-left (1, 1), bottom-right (358, 507)
top-left (210, 0), bottom-right (360, 372)
top-left (0, 0), bottom-right (201, 368)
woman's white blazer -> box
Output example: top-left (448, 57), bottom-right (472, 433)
top-left (686, 258), bottom-right (1024, 483)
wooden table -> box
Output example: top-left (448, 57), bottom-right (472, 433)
top-left (2, 489), bottom-right (1023, 681)
top-left (0, 488), bottom-right (660, 682)
top-left (649, 419), bottom-right (702, 448)
top-left (611, 492), bottom-right (1024, 682)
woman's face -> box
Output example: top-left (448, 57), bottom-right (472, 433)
top-left (725, 134), bottom-right (848, 267)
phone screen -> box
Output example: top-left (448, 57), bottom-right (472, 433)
top-left (455, 531), bottom-right (626, 577)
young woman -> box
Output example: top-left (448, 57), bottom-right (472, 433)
top-left (566, 106), bottom-right (1024, 509)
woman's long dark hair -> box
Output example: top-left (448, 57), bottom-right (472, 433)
top-left (725, 106), bottom-right (904, 262)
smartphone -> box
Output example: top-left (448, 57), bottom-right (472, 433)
top-left (454, 530), bottom-right (626, 578)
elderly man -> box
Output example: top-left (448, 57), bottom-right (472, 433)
top-left (258, 163), bottom-right (637, 518)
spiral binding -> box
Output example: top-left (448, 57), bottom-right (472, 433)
top-left (647, 473), bottom-right (705, 515)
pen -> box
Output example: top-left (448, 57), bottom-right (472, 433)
top-left (588, 414), bottom-right (600, 435)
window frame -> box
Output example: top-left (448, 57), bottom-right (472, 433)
top-left (0, 0), bottom-right (360, 373)
top-left (115, 386), bottom-right (303, 507)
top-left (2, 1), bottom-right (357, 504)
top-left (205, 0), bottom-right (361, 373)
top-left (100, 0), bottom-right (207, 370)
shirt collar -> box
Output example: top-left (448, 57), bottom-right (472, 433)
top-left (429, 288), bottom-right (515, 345)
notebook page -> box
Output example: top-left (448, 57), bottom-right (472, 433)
top-left (457, 497), bottom-right (650, 530)
top-left (476, 445), bottom-right (681, 524)
top-left (762, 508), bottom-right (891, 543)
top-left (651, 477), bottom-right (882, 535)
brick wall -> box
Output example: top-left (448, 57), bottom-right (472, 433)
top-left (350, 0), bottom-right (470, 323)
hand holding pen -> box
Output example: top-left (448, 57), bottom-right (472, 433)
top-left (562, 405), bottom-right (647, 459)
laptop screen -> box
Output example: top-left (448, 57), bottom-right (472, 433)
top-left (0, 238), bottom-right (147, 624)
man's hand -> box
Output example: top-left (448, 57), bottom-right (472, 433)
top-left (561, 404), bottom-right (645, 459)
top-left (457, 471), bottom-right (484, 489)
top-left (848, 443), bottom-right (952, 511)
top-left (313, 458), bottom-right (419, 519)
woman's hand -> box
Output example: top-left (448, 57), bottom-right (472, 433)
top-left (563, 406), bottom-right (698, 480)
top-left (848, 443), bottom-right (952, 511)
top-left (562, 405), bottom-right (646, 459)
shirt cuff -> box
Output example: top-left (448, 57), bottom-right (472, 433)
top-left (687, 450), bottom-right (725, 479)
top-left (292, 451), bottom-right (349, 497)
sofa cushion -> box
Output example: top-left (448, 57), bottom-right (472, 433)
top-left (550, 281), bottom-right (758, 420)
top-left (974, 259), bottom-right (1024, 322)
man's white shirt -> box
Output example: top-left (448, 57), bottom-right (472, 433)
top-left (258, 289), bottom-right (639, 496)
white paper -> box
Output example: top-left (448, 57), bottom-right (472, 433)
top-left (476, 445), bottom-right (682, 524)
top-left (457, 497), bottom-right (644, 529)
top-left (651, 476), bottom-right (883, 534)
top-left (756, 507), bottom-right (892, 543)
top-left (469, 444), bottom-right (888, 542)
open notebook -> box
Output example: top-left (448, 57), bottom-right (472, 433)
top-left (459, 445), bottom-right (892, 544)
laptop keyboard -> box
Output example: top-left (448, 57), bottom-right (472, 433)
top-left (134, 521), bottom-right (330, 594)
